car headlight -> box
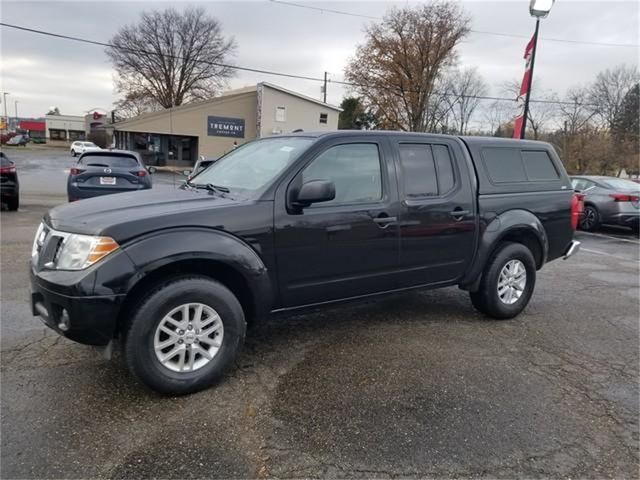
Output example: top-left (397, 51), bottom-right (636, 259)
top-left (55, 234), bottom-right (119, 270)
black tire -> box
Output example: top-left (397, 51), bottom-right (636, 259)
top-left (71, 150), bottom-right (76, 157)
top-left (6, 195), bottom-right (18, 211)
top-left (580, 205), bottom-right (600, 232)
top-left (469, 242), bottom-right (536, 320)
top-left (124, 276), bottom-right (246, 395)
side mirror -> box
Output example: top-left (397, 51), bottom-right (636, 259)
top-left (294, 180), bottom-right (335, 207)
top-left (147, 166), bottom-right (156, 174)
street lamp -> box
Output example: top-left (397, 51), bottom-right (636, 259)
top-left (520, 0), bottom-right (555, 139)
top-left (2, 92), bottom-right (9, 132)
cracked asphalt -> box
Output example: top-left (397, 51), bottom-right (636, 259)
top-left (1, 149), bottom-right (639, 478)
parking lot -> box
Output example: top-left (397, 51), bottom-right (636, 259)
top-left (1, 148), bottom-right (639, 478)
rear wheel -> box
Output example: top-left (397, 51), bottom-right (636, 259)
top-left (470, 242), bottom-right (536, 320)
top-left (580, 205), bottom-right (600, 231)
top-left (124, 276), bottom-right (246, 395)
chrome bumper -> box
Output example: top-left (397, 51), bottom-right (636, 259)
top-left (563, 240), bottom-right (581, 260)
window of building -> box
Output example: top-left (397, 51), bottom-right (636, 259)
top-left (68, 130), bottom-right (85, 141)
top-left (302, 143), bottom-right (382, 205)
top-left (319, 113), bottom-right (328, 124)
top-left (276, 106), bottom-right (286, 122)
top-left (49, 129), bottom-right (67, 140)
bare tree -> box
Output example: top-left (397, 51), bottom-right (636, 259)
top-left (443, 67), bottom-right (487, 134)
top-left (481, 100), bottom-right (511, 135)
top-left (588, 64), bottom-right (639, 129)
top-left (107, 7), bottom-right (236, 110)
top-left (113, 90), bottom-right (162, 120)
top-left (344, 2), bottom-right (469, 132)
top-left (503, 79), bottom-right (558, 140)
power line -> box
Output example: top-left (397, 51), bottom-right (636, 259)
top-left (0, 22), bottom-right (598, 107)
top-left (269, 0), bottom-right (639, 48)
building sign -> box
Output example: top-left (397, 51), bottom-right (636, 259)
top-left (207, 116), bottom-right (245, 138)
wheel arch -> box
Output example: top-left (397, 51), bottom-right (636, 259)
top-left (460, 209), bottom-right (548, 291)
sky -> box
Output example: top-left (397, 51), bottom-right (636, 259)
top-left (0, 0), bottom-right (638, 120)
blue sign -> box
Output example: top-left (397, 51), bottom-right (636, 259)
top-left (207, 116), bottom-right (245, 138)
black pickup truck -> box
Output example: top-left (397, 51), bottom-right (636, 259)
top-left (30, 132), bottom-right (581, 394)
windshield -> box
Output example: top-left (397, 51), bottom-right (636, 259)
top-left (79, 154), bottom-right (138, 168)
top-left (189, 137), bottom-right (313, 194)
top-left (83, 142), bottom-right (97, 147)
top-left (601, 178), bottom-right (640, 191)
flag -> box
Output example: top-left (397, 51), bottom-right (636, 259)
top-left (513, 34), bottom-right (536, 139)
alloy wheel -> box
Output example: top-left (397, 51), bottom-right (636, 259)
top-left (497, 259), bottom-right (527, 305)
top-left (153, 303), bottom-right (224, 373)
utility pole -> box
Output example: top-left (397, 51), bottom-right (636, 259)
top-left (323, 71), bottom-right (328, 103)
top-left (2, 92), bottom-right (9, 132)
top-left (521, 17), bottom-right (540, 139)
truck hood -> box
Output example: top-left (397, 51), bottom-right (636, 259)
top-left (46, 187), bottom-right (246, 242)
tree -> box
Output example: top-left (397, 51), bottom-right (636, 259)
top-left (107, 7), bottom-right (236, 110)
top-left (113, 91), bottom-right (162, 121)
top-left (503, 79), bottom-right (558, 140)
top-left (612, 83), bottom-right (640, 173)
top-left (344, 2), bottom-right (469, 132)
top-left (338, 97), bottom-right (376, 129)
top-left (588, 65), bottom-right (639, 129)
top-left (444, 67), bottom-right (487, 134)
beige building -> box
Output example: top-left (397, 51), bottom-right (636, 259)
top-left (113, 82), bottom-right (341, 166)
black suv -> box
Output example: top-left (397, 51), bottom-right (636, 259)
top-left (30, 132), bottom-right (581, 394)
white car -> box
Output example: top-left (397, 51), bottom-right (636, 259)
top-left (70, 141), bottom-right (101, 157)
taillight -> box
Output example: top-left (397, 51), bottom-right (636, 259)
top-left (610, 193), bottom-right (639, 202)
top-left (70, 167), bottom-right (85, 175)
top-left (133, 170), bottom-right (147, 177)
top-left (0, 166), bottom-right (16, 174)
top-left (570, 193), bottom-right (584, 231)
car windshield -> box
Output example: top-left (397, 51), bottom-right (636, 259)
top-left (601, 178), bottom-right (640, 191)
top-left (189, 137), bottom-right (314, 194)
top-left (83, 142), bottom-right (97, 147)
top-left (79, 154), bottom-right (138, 168)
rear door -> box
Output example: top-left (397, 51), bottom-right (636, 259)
top-left (392, 136), bottom-right (477, 287)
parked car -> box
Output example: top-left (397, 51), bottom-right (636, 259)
top-left (184, 155), bottom-right (217, 181)
top-left (67, 150), bottom-right (152, 202)
top-left (571, 176), bottom-right (640, 233)
top-left (6, 134), bottom-right (28, 147)
top-left (0, 152), bottom-right (19, 210)
top-left (31, 132), bottom-right (580, 394)
top-left (70, 141), bottom-right (101, 156)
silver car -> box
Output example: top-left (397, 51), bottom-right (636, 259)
top-left (571, 176), bottom-right (640, 233)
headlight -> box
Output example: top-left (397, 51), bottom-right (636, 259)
top-left (55, 234), bottom-right (119, 270)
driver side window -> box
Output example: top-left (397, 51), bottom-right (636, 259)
top-left (301, 143), bottom-right (382, 206)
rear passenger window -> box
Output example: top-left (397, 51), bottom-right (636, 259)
top-left (482, 148), bottom-right (527, 183)
top-left (522, 151), bottom-right (559, 180)
top-left (398, 144), bottom-right (456, 198)
top-left (399, 145), bottom-right (438, 197)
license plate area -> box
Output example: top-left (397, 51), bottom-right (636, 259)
top-left (100, 176), bottom-right (116, 185)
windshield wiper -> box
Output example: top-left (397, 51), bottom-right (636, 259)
top-left (189, 182), bottom-right (231, 195)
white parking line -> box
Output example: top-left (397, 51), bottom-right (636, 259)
top-left (577, 230), bottom-right (640, 245)
top-left (581, 247), bottom-right (640, 263)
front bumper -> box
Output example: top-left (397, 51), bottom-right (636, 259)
top-left (563, 240), bottom-right (580, 260)
top-left (30, 269), bottom-right (124, 346)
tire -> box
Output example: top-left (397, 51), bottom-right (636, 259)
top-left (124, 276), bottom-right (246, 395)
top-left (71, 150), bottom-right (76, 157)
top-left (469, 242), bottom-right (536, 320)
top-left (6, 195), bottom-right (19, 211)
top-left (580, 205), bottom-right (600, 232)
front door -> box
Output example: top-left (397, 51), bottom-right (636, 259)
top-left (393, 137), bottom-right (477, 287)
top-left (274, 137), bottom-right (400, 307)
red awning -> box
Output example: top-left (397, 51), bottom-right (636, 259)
top-left (19, 121), bottom-right (45, 131)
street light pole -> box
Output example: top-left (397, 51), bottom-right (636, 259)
top-left (2, 92), bottom-right (9, 131)
top-left (14, 100), bottom-right (18, 123)
top-left (520, 18), bottom-right (540, 139)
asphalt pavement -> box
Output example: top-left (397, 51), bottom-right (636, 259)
top-left (1, 148), bottom-right (639, 478)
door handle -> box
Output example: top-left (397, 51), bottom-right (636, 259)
top-left (373, 216), bottom-right (397, 229)
top-left (449, 208), bottom-right (469, 220)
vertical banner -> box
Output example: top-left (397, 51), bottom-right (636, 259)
top-left (512, 35), bottom-right (536, 139)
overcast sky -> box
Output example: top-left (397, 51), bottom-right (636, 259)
top-left (1, 0), bottom-right (638, 119)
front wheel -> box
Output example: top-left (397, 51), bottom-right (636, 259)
top-left (470, 242), bottom-right (536, 320)
top-left (124, 276), bottom-right (246, 395)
